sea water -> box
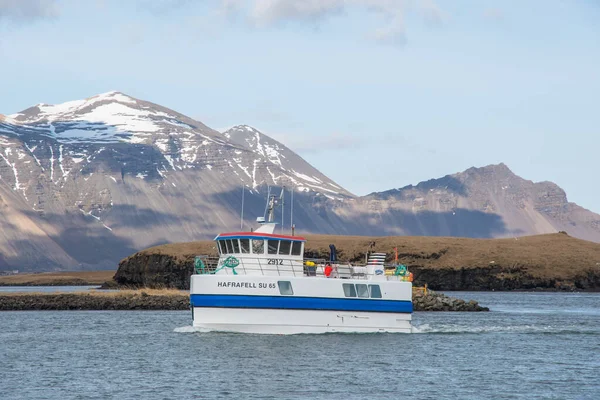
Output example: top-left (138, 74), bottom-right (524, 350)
top-left (0, 286), bottom-right (101, 293)
top-left (0, 292), bottom-right (598, 399)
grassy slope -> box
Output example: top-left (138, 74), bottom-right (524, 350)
top-left (133, 232), bottom-right (600, 280)
top-left (0, 271), bottom-right (115, 286)
top-left (6, 233), bottom-right (600, 285)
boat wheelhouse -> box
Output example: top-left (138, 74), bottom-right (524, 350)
top-left (212, 230), bottom-right (306, 276)
top-left (190, 194), bottom-right (413, 334)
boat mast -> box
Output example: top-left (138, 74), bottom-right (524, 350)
top-left (266, 193), bottom-right (276, 222)
top-left (280, 186), bottom-right (285, 233)
top-left (240, 185), bottom-right (245, 230)
top-left (290, 186), bottom-right (294, 235)
top-left (264, 186), bottom-right (271, 221)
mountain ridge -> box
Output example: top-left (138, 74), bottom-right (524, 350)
top-left (1, 92), bottom-right (599, 272)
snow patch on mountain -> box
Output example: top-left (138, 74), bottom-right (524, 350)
top-left (0, 92), bottom-right (352, 217)
top-left (221, 125), bottom-right (352, 199)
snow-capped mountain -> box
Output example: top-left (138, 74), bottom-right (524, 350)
top-left (0, 92), bottom-right (352, 271)
top-left (1, 92), bottom-right (599, 272)
top-left (1, 91), bottom-right (348, 195)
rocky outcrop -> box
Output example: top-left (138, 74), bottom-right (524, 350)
top-left (411, 266), bottom-right (600, 291)
top-left (113, 252), bottom-right (195, 290)
top-left (112, 240), bottom-right (217, 289)
top-left (412, 292), bottom-right (488, 311)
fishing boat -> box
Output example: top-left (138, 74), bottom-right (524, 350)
top-left (190, 191), bottom-right (413, 334)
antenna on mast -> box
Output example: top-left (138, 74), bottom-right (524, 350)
top-left (263, 185), bottom-right (271, 221)
top-left (240, 185), bottom-right (245, 230)
top-left (290, 185), bottom-right (294, 236)
top-left (280, 186), bottom-right (285, 233)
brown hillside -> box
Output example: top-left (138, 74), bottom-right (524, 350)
top-left (0, 271), bottom-right (115, 286)
top-left (115, 232), bottom-right (600, 291)
top-left (302, 232), bottom-right (600, 280)
top-left (134, 232), bottom-right (600, 279)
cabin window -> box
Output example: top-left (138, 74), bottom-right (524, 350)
top-left (252, 239), bottom-right (264, 254)
top-left (224, 239), bottom-right (232, 254)
top-left (278, 240), bottom-right (291, 255)
top-left (231, 239), bottom-right (240, 253)
top-left (291, 241), bottom-right (303, 256)
top-left (369, 285), bottom-right (382, 299)
top-left (356, 284), bottom-right (369, 298)
top-left (343, 283), bottom-right (357, 298)
top-left (240, 239), bottom-right (250, 254)
top-left (268, 240), bottom-right (279, 255)
top-left (225, 239), bottom-right (236, 253)
top-left (217, 240), bottom-right (225, 254)
top-left (278, 281), bottom-right (294, 295)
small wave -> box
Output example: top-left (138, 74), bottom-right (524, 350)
top-left (493, 308), bottom-right (600, 316)
top-left (411, 323), bottom-right (597, 335)
top-left (173, 326), bottom-right (213, 333)
top-left (411, 325), bottom-right (423, 334)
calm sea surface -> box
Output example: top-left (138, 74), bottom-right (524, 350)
top-left (0, 291), bottom-right (598, 399)
top-left (0, 286), bottom-right (100, 293)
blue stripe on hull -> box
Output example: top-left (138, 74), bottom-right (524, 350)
top-left (191, 294), bottom-right (413, 314)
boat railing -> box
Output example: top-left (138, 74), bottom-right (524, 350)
top-left (193, 255), bottom-right (412, 281)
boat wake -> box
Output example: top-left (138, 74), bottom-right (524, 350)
top-left (174, 326), bottom-right (213, 333)
top-left (175, 324), bottom-right (596, 335)
top-left (412, 323), bottom-right (597, 335)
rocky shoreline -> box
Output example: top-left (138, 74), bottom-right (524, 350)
top-left (0, 292), bottom-right (188, 311)
top-left (0, 290), bottom-right (487, 312)
top-left (413, 291), bottom-right (488, 311)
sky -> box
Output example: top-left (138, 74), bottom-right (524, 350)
top-left (0, 0), bottom-right (599, 212)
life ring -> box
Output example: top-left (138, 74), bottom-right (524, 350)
top-left (394, 264), bottom-right (408, 276)
top-left (212, 256), bottom-right (240, 275)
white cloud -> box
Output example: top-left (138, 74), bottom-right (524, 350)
top-left (0, 0), bottom-right (58, 22)
top-left (419, 0), bottom-right (446, 26)
top-left (220, 0), bottom-right (444, 45)
top-left (251, 0), bottom-right (346, 26)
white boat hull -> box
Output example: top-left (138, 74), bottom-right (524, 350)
top-left (192, 307), bottom-right (412, 334)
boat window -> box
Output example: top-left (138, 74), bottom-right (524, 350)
top-left (225, 239), bottom-right (236, 253)
top-left (268, 240), bottom-right (279, 255)
top-left (240, 239), bottom-right (250, 254)
top-left (343, 283), bottom-right (356, 298)
top-left (278, 240), bottom-right (291, 255)
top-left (291, 241), bottom-right (303, 256)
top-left (369, 285), bottom-right (382, 299)
top-left (231, 239), bottom-right (240, 253)
top-left (252, 239), bottom-right (264, 254)
top-left (224, 239), bottom-right (232, 254)
top-left (356, 284), bottom-right (369, 298)
top-left (217, 240), bottom-right (225, 254)
top-left (278, 281), bottom-right (294, 295)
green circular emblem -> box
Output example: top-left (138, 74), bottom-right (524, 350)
top-left (224, 256), bottom-right (240, 268)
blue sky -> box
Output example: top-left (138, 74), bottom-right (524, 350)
top-left (1, 0), bottom-right (599, 212)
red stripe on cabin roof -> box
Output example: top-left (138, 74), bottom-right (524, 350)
top-left (218, 232), bottom-right (306, 241)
